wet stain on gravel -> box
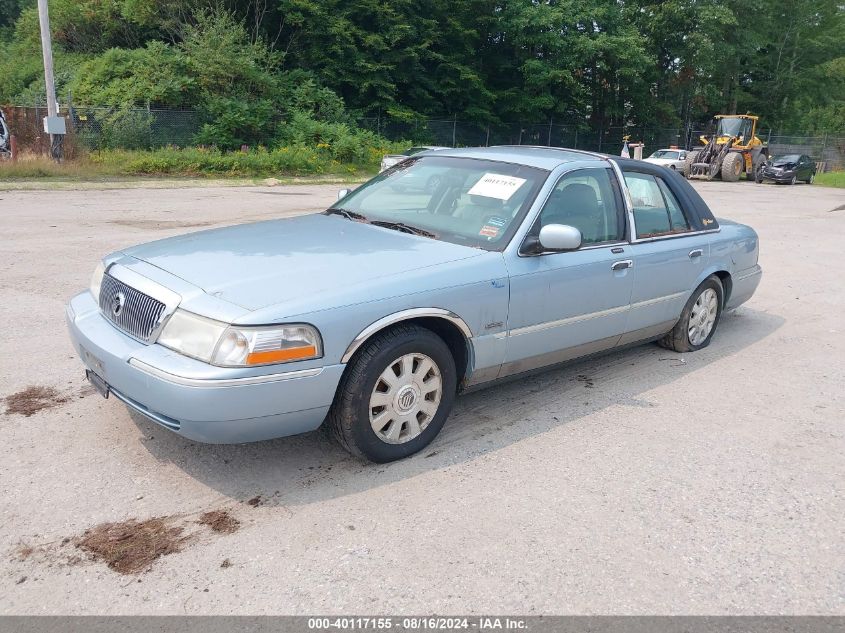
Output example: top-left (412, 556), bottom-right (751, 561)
top-left (197, 510), bottom-right (240, 534)
top-left (576, 375), bottom-right (595, 388)
top-left (4, 386), bottom-right (69, 417)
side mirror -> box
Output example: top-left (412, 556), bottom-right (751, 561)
top-left (540, 224), bottom-right (582, 251)
top-left (337, 188), bottom-right (351, 200)
top-left (524, 224), bottom-right (582, 254)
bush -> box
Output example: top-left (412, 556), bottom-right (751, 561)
top-left (277, 111), bottom-right (405, 163)
top-left (86, 144), bottom-right (381, 177)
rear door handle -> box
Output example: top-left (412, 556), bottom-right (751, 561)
top-left (611, 259), bottom-right (633, 271)
top-left (688, 249), bottom-right (703, 259)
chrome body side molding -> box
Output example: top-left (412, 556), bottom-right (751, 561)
top-left (341, 308), bottom-right (473, 364)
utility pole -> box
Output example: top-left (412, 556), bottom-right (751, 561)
top-left (38, 0), bottom-right (64, 161)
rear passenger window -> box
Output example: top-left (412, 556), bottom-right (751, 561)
top-left (624, 172), bottom-right (691, 238)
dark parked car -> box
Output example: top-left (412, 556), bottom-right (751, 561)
top-left (757, 154), bottom-right (816, 184)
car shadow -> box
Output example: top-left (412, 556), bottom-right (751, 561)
top-left (130, 306), bottom-right (784, 508)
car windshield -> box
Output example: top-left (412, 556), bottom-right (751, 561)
top-left (650, 150), bottom-right (679, 159)
top-left (329, 156), bottom-right (548, 250)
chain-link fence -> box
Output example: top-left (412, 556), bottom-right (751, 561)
top-left (2, 105), bottom-right (201, 156)
top-left (3, 105), bottom-right (843, 171)
top-left (359, 118), bottom-right (844, 171)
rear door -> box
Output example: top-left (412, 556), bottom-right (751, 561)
top-left (620, 169), bottom-right (709, 345)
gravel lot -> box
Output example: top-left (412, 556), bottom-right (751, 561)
top-left (1, 180), bottom-right (843, 614)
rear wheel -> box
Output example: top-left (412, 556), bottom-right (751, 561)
top-left (805, 172), bottom-right (815, 184)
top-left (658, 276), bottom-right (724, 353)
top-left (721, 152), bottom-right (743, 182)
top-left (328, 324), bottom-right (457, 463)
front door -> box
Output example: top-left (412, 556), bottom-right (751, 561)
top-left (620, 169), bottom-right (709, 344)
top-left (501, 166), bottom-right (634, 376)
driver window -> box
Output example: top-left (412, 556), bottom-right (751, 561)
top-left (537, 168), bottom-right (623, 244)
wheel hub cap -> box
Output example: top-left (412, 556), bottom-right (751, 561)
top-left (688, 288), bottom-right (719, 346)
top-left (369, 353), bottom-right (443, 445)
top-left (395, 385), bottom-right (419, 413)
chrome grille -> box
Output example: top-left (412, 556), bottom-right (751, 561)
top-left (99, 273), bottom-right (166, 342)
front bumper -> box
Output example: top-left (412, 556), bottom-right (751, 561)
top-left (759, 170), bottom-right (795, 183)
top-left (66, 292), bottom-right (345, 443)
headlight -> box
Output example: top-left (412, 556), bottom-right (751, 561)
top-left (90, 261), bottom-right (105, 300)
top-left (158, 309), bottom-right (322, 367)
top-left (211, 324), bottom-right (322, 366)
top-left (158, 310), bottom-right (228, 363)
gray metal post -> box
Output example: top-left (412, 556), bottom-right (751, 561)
top-left (452, 114), bottom-right (457, 147)
top-left (547, 118), bottom-right (553, 146)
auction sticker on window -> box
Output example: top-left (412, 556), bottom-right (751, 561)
top-left (468, 173), bottom-right (527, 200)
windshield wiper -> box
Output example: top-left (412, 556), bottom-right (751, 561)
top-left (325, 207), bottom-right (368, 222)
top-left (370, 220), bottom-right (437, 239)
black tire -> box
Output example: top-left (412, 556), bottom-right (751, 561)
top-left (658, 276), bottom-right (724, 353)
top-left (789, 175), bottom-right (797, 185)
top-left (683, 151), bottom-right (700, 178)
top-left (806, 172), bottom-right (815, 184)
top-left (721, 152), bottom-right (743, 182)
top-left (328, 324), bottom-right (457, 463)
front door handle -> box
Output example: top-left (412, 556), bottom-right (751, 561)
top-left (611, 259), bottom-right (633, 271)
top-left (689, 249), bottom-right (703, 259)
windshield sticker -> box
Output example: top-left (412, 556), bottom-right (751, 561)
top-left (486, 216), bottom-right (508, 228)
top-left (479, 225), bottom-right (500, 238)
top-left (468, 174), bottom-right (527, 200)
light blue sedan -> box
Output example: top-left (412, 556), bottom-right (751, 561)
top-left (67, 147), bottom-right (762, 462)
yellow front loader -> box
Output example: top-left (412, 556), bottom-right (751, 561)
top-left (685, 114), bottom-right (768, 182)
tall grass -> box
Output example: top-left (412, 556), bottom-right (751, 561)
top-left (815, 171), bottom-right (845, 188)
top-left (0, 141), bottom-right (406, 180)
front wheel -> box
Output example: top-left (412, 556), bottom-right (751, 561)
top-left (328, 324), bottom-right (457, 462)
top-left (658, 276), bottom-right (724, 353)
top-left (721, 152), bottom-right (743, 182)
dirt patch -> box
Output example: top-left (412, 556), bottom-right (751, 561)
top-left (4, 386), bottom-right (69, 417)
top-left (109, 219), bottom-right (217, 230)
top-left (13, 544), bottom-right (35, 561)
top-left (197, 510), bottom-right (240, 534)
top-left (76, 517), bottom-right (189, 575)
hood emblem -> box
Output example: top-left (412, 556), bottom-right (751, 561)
top-left (111, 291), bottom-right (126, 317)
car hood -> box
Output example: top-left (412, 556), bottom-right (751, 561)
top-left (122, 214), bottom-right (483, 311)
top-left (770, 161), bottom-right (796, 168)
top-left (644, 157), bottom-right (676, 165)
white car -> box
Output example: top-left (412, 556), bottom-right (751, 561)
top-left (380, 146), bottom-right (449, 172)
top-left (643, 149), bottom-right (688, 171)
